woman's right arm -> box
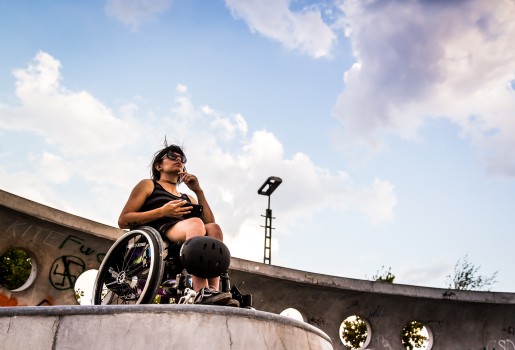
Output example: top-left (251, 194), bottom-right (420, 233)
top-left (118, 180), bottom-right (162, 229)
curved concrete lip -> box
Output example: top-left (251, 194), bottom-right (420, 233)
top-left (0, 304), bottom-right (332, 344)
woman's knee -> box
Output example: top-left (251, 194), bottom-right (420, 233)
top-left (183, 218), bottom-right (207, 239)
top-left (167, 218), bottom-right (206, 242)
top-left (205, 223), bottom-right (223, 240)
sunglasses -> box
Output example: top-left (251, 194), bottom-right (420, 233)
top-left (162, 152), bottom-right (187, 164)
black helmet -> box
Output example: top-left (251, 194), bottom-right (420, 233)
top-left (180, 236), bottom-right (231, 278)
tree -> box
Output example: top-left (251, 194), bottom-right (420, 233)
top-left (341, 316), bottom-right (368, 349)
top-left (402, 321), bottom-right (428, 350)
top-left (370, 266), bottom-right (428, 350)
top-left (446, 254), bottom-right (498, 291)
top-left (0, 249), bottom-right (32, 290)
top-left (75, 288), bottom-right (85, 304)
top-left (372, 266), bottom-right (396, 283)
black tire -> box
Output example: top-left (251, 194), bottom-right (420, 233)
top-left (93, 227), bottom-right (165, 305)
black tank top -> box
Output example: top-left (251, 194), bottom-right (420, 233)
top-left (139, 180), bottom-right (191, 232)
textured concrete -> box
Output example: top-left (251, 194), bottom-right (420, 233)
top-left (0, 304), bottom-right (333, 350)
top-left (0, 189), bottom-right (121, 306)
top-left (2, 189), bottom-right (515, 349)
top-left (229, 265), bottom-right (515, 349)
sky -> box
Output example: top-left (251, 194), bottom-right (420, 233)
top-left (1, 0), bottom-right (515, 292)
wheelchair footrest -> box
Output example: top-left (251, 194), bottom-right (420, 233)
top-left (230, 285), bottom-right (253, 308)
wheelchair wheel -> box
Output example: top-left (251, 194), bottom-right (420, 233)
top-left (93, 227), bottom-right (165, 305)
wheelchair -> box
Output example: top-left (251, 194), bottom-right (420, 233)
top-left (92, 226), bottom-right (252, 307)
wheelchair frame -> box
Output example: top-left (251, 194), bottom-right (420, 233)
top-left (92, 226), bottom-right (251, 307)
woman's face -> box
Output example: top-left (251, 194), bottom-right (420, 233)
top-left (162, 151), bottom-right (187, 164)
top-left (158, 151), bottom-right (186, 173)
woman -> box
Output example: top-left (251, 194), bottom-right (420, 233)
top-left (118, 144), bottom-right (232, 305)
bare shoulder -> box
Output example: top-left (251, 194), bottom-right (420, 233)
top-left (131, 179), bottom-right (154, 196)
top-left (137, 178), bottom-right (154, 188)
top-left (119, 179), bottom-right (155, 218)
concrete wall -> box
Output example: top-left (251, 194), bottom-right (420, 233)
top-left (228, 263), bottom-right (515, 350)
top-left (0, 305), bottom-right (333, 350)
top-left (1, 189), bottom-right (515, 349)
top-left (0, 190), bottom-right (121, 306)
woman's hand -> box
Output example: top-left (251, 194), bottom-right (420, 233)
top-left (161, 199), bottom-right (192, 218)
top-left (179, 172), bottom-right (216, 224)
top-left (179, 171), bottom-right (202, 193)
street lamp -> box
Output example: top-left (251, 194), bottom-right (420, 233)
top-left (258, 176), bottom-right (282, 265)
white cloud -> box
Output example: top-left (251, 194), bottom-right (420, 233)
top-left (176, 84), bottom-right (188, 94)
top-left (0, 165), bottom-right (71, 213)
top-left (105, 0), bottom-right (173, 30)
top-left (356, 179), bottom-right (397, 225)
top-left (1, 52), bottom-right (140, 157)
top-left (39, 152), bottom-right (71, 183)
top-left (225, 0), bottom-right (338, 58)
top-left (0, 51), bottom-right (153, 222)
top-left (333, 0), bottom-right (515, 176)
top-left (0, 51), bottom-right (397, 262)
top-left (203, 106), bottom-right (248, 142)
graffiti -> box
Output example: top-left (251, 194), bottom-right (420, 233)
top-left (368, 305), bottom-right (383, 318)
top-left (6, 219), bottom-right (65, 248)
top-left (309, 316), bottom-right (326, 327)
top-left (486, 339), bottom-right (515, 350)
top-left (0, 293), bottom-right (21, 306)
top-left (57, 235), bottom-right (106, 264)
top-left (376, 335), bottom-right (393, 350)
top-left (97, 253), bottom-right (106, 264)
top-left (442, 290), bottom-right (457, 299)
top-left (0, 293), bottom-right (54, 307)
top-left (59, 235), bottom-right (95, 255)
top-left (6, 219), bottom-right (107, 262)
top-left (504, 327), bottom-right (515, 336)
top-left (36, 297), bottom-right (54, 306)
top-left (49, 256), bottom-right (85, 290)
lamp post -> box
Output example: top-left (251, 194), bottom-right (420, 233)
top-left (258, 176), bottom-right (282, 265)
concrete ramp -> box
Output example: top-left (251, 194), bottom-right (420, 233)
top-left (0, 304), bottom-right (333, 350)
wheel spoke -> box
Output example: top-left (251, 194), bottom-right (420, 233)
top-left (93, 228), bottom-right (163, 305)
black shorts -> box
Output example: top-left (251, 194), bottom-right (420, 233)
top-left (152, 218), bottom-right (207, 244)
top-left (155, 219), bottom-right (182, 238)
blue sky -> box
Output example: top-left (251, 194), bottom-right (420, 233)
top-left (1, 0), bottom-right (515, 292)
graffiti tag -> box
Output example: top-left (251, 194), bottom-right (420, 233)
top-left (49, 255), bottom-right (85, 290)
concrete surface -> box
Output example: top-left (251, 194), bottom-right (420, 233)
top-left (0, 189), bottom-right (121, 306)
top-left (0, 304), bottom-right (333, 350)
top-left (2, 189), bottom-right (515, 349)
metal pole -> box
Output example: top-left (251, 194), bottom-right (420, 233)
top-left (262, 207), bottom-right (274, 264)
top-left (258, 176), bottom-right (282, 265)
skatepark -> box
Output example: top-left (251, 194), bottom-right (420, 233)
top-left (1, 189), bottom-right (515, 349)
